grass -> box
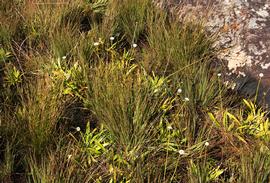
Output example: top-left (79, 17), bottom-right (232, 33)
top-left (0, 0), bottom-right (270, 182)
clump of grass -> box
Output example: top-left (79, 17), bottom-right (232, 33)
top-left (87, 58), bottom-right (166, 152)
top-left (83, 51), bottom-right (190, 181)
top-left (238, 145), bottom-right (270, 183)
top-left (60, 0), bottom-right (108, 32)
top-left (15, 75), bottom-right (66, 155)
top-left (144, 12), bottom-right (215, 73)
top-left (0, 0), bottom-right (25, 49)
top-left (105, 0), bottom-right (151, 46)
top-left (50, 26), bottom-right (79, 59)
top-left (0, 139), bottom-right (16, 182)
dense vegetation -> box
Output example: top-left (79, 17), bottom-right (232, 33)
top-left (0, 0), bottom-right (270, 182)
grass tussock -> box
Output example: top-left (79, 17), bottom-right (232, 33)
top-left (0, 0), bottom-right (269, 182)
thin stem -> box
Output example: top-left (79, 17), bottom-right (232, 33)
top-left (163, 135), bottom-right (170, 182)
top-left (170, 153), bottom-right (181, 182)
top-left (218, 77), bottom-right (223, 110)
top-left (254, 78), bottom-right (261, 104)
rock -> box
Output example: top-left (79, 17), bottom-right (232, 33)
top-left (158, 0), bottom-right (270, 107)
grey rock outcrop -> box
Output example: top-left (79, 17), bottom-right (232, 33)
top-left (158, 0), bottom-right (270, 106)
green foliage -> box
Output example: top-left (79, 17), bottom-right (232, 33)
top-left (4, 64), bottom-right (22, 87)
top-left (188, 160), bottom-right (225, 183)
top-left (208, 99), bottom-right (270, 142)
top-left (80, 122), bottom-right (112, 164)
top-left (0, 48), bottom-right (11, 63)
top-left (48, 57), bottom-right (84, 97)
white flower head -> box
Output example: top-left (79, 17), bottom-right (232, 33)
top-left (259, 73), bottom-right (264, 78)
top-left (167, 125), bottom-right (173, 130)
top-left (132, 43), bottom-right (138, 48)
top-left (184, 97), bottom-right (189, 102)
top-left (62, 56), bottom-right (67, 60)
top-left (154, 88), bottom-right (159, 93)
top-left (64, 73), bottom-right (71, 80)
top-left (76, 127), bottom-right (81, 132)
top-left (178, 149), bottom-right (185, 155)
top-left (74, 62), bottom-right (79, 69)
top-left (93, 42), bottom-right (100, 46)
top-left (177, 88), bottom-right (182, 94)
top-left (110, 36), bottom-right (115, 41)
top-left (231, 83), bottom-right (237, 90)
top-left (217, 73), bottom-right (222, 77)
top-left (205, 142), bottom-right (209, 147)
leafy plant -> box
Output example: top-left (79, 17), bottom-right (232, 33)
top-left (188, 160), bottom-right (225, 183)
top-left (4, 64), bottom-right (22, 87)
top-left (80, 122), bottom-right (112, 165)
top-left (208, 99), bottom-right (270, 142)
top-left (0, 48), bottom-right (11, 63)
